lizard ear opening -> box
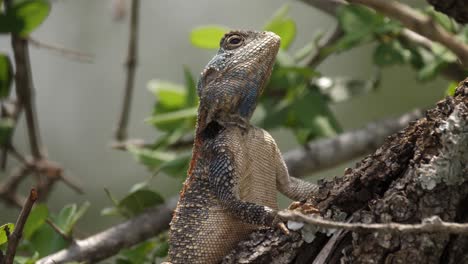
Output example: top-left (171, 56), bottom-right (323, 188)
top-left (202, 121), bottom-right (224, 139)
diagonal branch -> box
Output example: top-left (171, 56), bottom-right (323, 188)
top-left (285, 109), bottom-right (423, 178)
top-left (36, 197), bottom-right (177, 264)
top-left (299, 0), bottom-right (468, 81)
top-left (346, 0), bottom-right (468, 65)
top-left (4, 189), bottom-right (38, 264)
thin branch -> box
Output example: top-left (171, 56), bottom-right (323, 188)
top-left (346, 0), bottom-right (468, 65)
top-left (114, 0), bottom-right (140, 142)
top-left (306, 25), bottom-right (344, 68)
top-left (284, 109), bottom-right (423, 178)
top-left (28, 37), bottom-right (94, 63)
top-left (4, 188), bottom-right (38, 264)
top-left (36, 197), bottom-right (177, 264)
top-left (0, 165), bottom-right (31, 207)
top-left (10, 34), bottom-right (42, 159)
top-left (279, 211), bottom-right (468, 235)
top-left (46, 219), bottom-right (74, 243)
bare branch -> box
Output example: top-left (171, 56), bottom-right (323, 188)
top-left (28, 37), bottom-right (94, 63)
top-left (4, 188), bottom-right (38, 264)
top-left (280, 211), bottom-right (468, 235)
top-left (114, 0), bottom-right (141, 141)
top-left (36, 197), bottom-right (177, 264)
top-left (284, 109), bottom-right (423, 178)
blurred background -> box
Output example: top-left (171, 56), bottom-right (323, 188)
top-left (0, 0), bottom-right (447, 235)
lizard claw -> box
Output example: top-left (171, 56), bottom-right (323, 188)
top-left (288, 201), bottom-right (320, 215)
top-left (277, 221), bottom-right (290, 235)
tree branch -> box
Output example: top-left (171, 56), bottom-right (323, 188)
top-left (298, 0), bottom-right (468, 81)
top-left (36, 197), bottom-right (177, 264)
top-left (4, 189), bottom-right (38, 264)
top-left (114, 0), bottom-right (141, 141)
top-left (284, 109), bottom-right (423, 178)
top-left (346, 0), bottom-right (468, 65)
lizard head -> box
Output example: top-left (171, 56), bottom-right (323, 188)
top-left (197, 30), bottom-right (280, 129)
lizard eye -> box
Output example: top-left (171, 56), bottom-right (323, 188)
top-left (224, 34), bottom-right (244, 50)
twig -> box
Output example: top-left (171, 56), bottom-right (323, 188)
top-left (114, 0), bottom-right (140, 141)
top-left (36, 197), bottom-right (177, 264)
top-left (28, 37), bottom-right (94, 63)
top-left (279, 211), bottom-right (468, 235)
top-left (306, 25), bottom-right (344, 68)
top-left (46, 219), bottom-right (74, 243)
top-left (0, 165), bottom-right (32, 207)
top-left (346, 0), bottom-right (468, 65)
top-left (4, 188), bottom-right (38, 264)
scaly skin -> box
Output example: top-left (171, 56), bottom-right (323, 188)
top-left (168, 30), bottom-right (319, 263)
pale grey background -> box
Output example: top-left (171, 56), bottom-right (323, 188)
top-left (0, 0), bottom-right (446, 234)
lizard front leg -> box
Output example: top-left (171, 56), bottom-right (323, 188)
top-left (275, 146), bottom-right (319, 201)
top-left (208, 136), bottom-right (278, 226)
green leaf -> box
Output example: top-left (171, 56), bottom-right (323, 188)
top-left (28, 223), bottom-right (67, 256)
top-left (148, 80), bottom-right (186, 111)
top-left (426, 8), bottom-right (454, 32)
top-left (0, 53), bottom-right (13, 98)
top-left (55, 202), bottom-right (90, 235)
top-left (264, 5), bottom-right (296, 50)
top-left (183, 66), bottom-right (198, 107)
top-left (373, 41), bottom-right (408, 66)
top-left (0, 223), bottom-right (14, 245)
top-left (23, 204), bottom-right (49, 239)
top-left (445, 82), bottom-right (457, 96)
top-left (146, 107), bottom-right (197, 128)
top-left (260, 99), bottom-right (290, 129)
top-left (339, 5), bottom-right (383, 34)
top-left (127, 146), bottom-right (177, 169)
top-left (118, 189), bottom-right (164, 217)
top-left (0, 118), bottom-right (14, 146)
top-left (190, 26), bottom-right (228, 49)
top-left (335, 5), bottom-right (384, 51)
top-left (0, 0), bottom-right (50, 36)
top-left (290, 88), bottom-right (341, 143)
top-left (158, 151), bottom-right (191, 176)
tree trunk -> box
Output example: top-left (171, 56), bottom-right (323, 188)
top-left (426, 0), bottom-right (468, 24)
top-left (223, 79), bottom-right (468, 264)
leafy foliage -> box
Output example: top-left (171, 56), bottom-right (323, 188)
top-left (0, 0), bottom-right (50, 36)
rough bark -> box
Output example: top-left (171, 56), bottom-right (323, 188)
top-left (223, 79), bottom-right (468, 264)
top-left (426, 0), bottom-right (468, 24)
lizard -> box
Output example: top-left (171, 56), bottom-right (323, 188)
top-left (167, 30), bottom-right (319, 264)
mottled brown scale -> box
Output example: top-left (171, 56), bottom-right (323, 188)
top-left (168, 30), bottom-right (319, 263)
